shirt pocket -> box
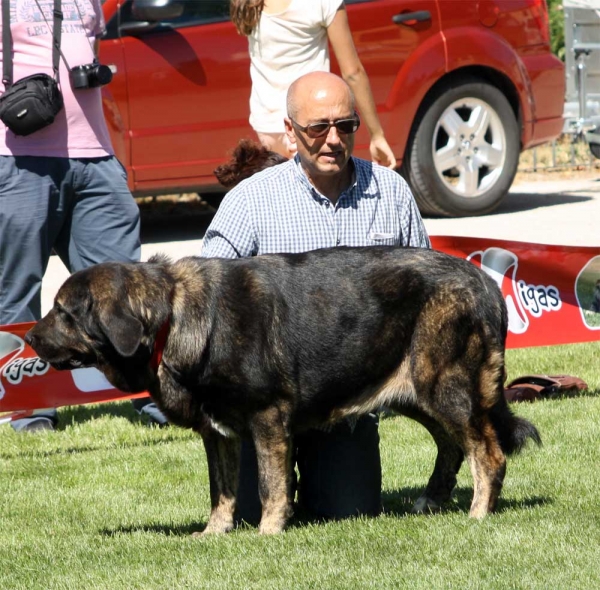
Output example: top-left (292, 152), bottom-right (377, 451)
top-left (368, 231), bottom-right (398, 246)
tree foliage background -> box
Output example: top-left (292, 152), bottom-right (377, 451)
top-left (547, 0), bottom-right (566, 59)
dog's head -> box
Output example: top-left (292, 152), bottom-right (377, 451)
top-left (214, 139), bottom-right (287, 189)
top-left (26, 260), bottom-right (172, 393)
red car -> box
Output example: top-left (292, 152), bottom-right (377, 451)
top-left (100, 0), bottom-right (564, 217)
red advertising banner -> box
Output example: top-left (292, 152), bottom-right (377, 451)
top-left (1, 236), bottom-right (600, 418)
top-left (431, 236), bottom-right (600, 349)
top-left (0, 322), bottom-right (144, 422)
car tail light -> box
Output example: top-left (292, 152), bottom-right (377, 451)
top-left (529, 0), bottom-right (551, 45)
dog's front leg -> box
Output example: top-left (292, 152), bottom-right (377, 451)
top-left (252, 410), bottom-right (294, 535)
top-left (196, 427), bottom-right (240, 535)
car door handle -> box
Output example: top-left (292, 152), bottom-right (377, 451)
top-left (392, 10), bottom-right (431, 25)
top-left (120, 21), bottom-right (156, 35)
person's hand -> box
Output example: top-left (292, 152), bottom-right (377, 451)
top-left (369, 136), bottom-right (397, 169)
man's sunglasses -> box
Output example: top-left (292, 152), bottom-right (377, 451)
top-left (290, 114), bottom-right (361, 138)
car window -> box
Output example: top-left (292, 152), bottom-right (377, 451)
top-left (118, 0), bottom-right (230, 30)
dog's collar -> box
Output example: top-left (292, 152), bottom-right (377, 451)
top-left (150, 317), bottom-right (171, 373)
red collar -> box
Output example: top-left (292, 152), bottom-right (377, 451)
top-left (150, 317), bottom-right (171, 373)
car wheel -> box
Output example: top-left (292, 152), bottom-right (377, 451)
top-left (402, 79), bottom-right (520, 217)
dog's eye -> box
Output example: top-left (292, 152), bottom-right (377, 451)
top-left (55, 304), bottom-right (69, 317)
top-left (55, 303), bottom-right (77, 324)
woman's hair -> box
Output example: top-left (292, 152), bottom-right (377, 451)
top-left (230, 0), bottom-right (265, 36)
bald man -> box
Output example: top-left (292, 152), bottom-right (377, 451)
top-left (201, 72), bottom-right (430, 523)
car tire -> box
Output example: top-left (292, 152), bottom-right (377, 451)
top-left (402, 78), bottom-right (520, 217)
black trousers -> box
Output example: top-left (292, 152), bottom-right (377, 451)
top-left (235, 413), bottom-right (382, 524)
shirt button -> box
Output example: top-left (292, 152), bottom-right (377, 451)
top-left (336, 238), bottom-right (341, 245)
top-left (324, 201), bottom-right (330, 207)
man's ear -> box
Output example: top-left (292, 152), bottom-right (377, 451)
top-left (284, 117), bottom-right (296, 146)
top-left (98, 305), bottom-right (143, 357)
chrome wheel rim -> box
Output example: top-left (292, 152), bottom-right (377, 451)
top-left (432, 98), bottom-right (507, 198)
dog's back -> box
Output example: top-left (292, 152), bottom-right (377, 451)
top-left (174, 246), bottom-right (507, 422)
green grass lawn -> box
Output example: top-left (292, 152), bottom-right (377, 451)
top-left (1, 342), bottom-right (599, 589)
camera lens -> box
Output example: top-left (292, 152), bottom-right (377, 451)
top-left (94, 64), bottom-right (113, 87)
top-left (69, 66), bottom-right (89, 89)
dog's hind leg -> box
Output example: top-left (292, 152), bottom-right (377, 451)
top-left (465, 348), bottom-right (509, 517)
top-left (434, 383), bottom-right (507, 518)
top-left (401, 408), bottom-right (464, 514)
top-left (412, 405), bottom-right (506, 518)
top-left (463, 419), bottom-right (506, 518)
top-left (410, 369), bottom-right (506, 517)
top-left (196, 427), bottom-right (241, 535)
top-left (251, 408), bottom-right (294, 535)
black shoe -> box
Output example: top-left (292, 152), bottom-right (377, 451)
top-left (137, 402), bottom-right (169, 427)
top-left (11, 416), bottom-right (56, 432)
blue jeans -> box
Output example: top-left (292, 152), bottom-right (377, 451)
top-left (0, 155), bottom-right (141, 427)
top-left (0, 155), bottom-right (140, 323)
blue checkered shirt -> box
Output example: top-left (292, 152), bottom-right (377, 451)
top-left (201, 156), bottom-right (430, 259)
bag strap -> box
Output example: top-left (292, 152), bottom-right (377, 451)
top-left (2, 0), bottom-right (63, 89)
top-left (50, 0), bottom-right (63, 80)
top-left (2, 0), bottom-right (12, 88)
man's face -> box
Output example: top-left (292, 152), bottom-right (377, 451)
top-left (285, 88), bottom-right (356, 183)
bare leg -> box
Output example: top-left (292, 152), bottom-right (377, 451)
top-left (256, 131), bottom-right (297, 159)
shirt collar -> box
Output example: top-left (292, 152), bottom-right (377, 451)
top-left (291, 156), bottom-right (362, 203)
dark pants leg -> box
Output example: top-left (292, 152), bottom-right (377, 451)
top-left (235, 439), bottom-right (264, 525)
top-left (296, 414), bottom-right (382, 519)
top-left (235, 414), bottom-right (382, 524)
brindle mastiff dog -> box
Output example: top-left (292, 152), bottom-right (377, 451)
top-left (26, 246), bottom-right (541, 534)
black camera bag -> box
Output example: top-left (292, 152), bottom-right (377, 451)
top-left (0, 73), bottom-right (63, 136)
top-left (1, 0), bottom-right (64, 136)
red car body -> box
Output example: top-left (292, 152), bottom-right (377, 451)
top-left (99, 0), bottom-right (564, 216)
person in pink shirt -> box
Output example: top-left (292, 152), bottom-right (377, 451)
top-left (0, 0), bottom-right (164, 431)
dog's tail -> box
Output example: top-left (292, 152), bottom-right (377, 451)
top-left (214, 139), bottom-right (288, 189)
top-left (490, 396), bottom-right (542, 455)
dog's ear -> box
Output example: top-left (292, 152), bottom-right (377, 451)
top-left (98, 306), bottom-right (143, 357)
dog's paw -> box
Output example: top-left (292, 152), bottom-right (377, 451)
top-left (194, 518), bottom-right (235, 536)
top-left (411, 496), bottom-right (442, 515)
top-left (258, 518), bottom-right (286, 535)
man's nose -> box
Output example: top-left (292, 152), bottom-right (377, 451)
top-left (325, 124), bottom-right (341, 143)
